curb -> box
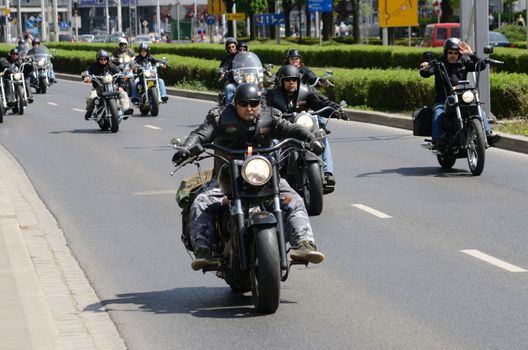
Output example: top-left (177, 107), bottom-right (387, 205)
top-left (56, 72), bottom-right (528, 155)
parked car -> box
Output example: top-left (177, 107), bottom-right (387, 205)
top-left (133, 35), bottom-right (154, 44)
top-left (79, 34), bottom-right (95, 42)
top-left (488, 31), bottom-right (515, 47)
top-left (419, 23), bottom-right (461, 47)
top-left (58, 34), bottom-right (74, 42)
top-left (92, 34), bottom-right (112, 43)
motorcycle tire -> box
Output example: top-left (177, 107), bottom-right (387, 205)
top-left (148, 87), bottom-right (159, 117)
top-left (39, 77), bottom-right (47, 94)
top-left (99, 119), bottom-right (110, 131)
top-left (226, 253), bottom-right (251, 293)
top-left (250, 226), bottom-right (280, 314)
top-left (466, 118), bottom-right (486, 176)
top-left (16, 85), bottom-right (24, 116)
top-left (108, 99), bottom-right (120, 133)
top-left (303, 162), bottom-right (324, 216)
top-left (437, 153), bottom-right (456, 169)
top-left (139, 94), bottom-right (149, 116)
top-left (0, 106), bottom-right (4, 123)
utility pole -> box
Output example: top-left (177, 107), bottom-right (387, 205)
top-left (17, 0), bottom-right (22, 38)
top-left (41, 0), bottom-right (47, 41)
top-left (5, 0), bottom-right (11, 43)
top-left (52, 0), bottom-right (58, 41)
top-left (157, 0), bottom-right (161, 38)
top-left (117, 0), bottom-right (122, 33)
top-left (105, 0), bottom-right (110, 34)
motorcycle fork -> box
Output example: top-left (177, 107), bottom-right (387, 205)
top-left (0, 81), bottom-right (6, 108)
top-left (230, 160), bottom-right (249, 271)
top-left (270, 165), bottom-right (288, 271)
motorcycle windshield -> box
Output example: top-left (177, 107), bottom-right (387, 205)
top-left (231, 52), bottom-right (264, 85)
top-left (116, 54), bottom-right (134, 64)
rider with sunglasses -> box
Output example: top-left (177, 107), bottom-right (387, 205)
top-left (171, 83), bottom-right (325, 270)
top-left (419, 37), bottom-right (500, 147)
top-left (82, 50), bottom-right (133, 120)
top-left (0, 48), bottom-right (34, 104)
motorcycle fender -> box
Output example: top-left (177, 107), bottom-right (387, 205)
top-left (247, 211), bottom-right (277, 229)
top-left (303, 150), bottom-right (321, 162)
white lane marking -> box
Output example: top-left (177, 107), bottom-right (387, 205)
top-left (460, 250), bottom-right (527, 272)
top-left (47, 102), bottom-right (58, 106)
top-left (351, 204), bottom-right (392, 219)
top-left (144, 124), bottom-right (162, 130)
top-left (131, 190), bottom-right (177, 196)
top-left (73, 108), bottom-right (85, 112)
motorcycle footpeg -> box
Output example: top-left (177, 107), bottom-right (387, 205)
top-left (323, 185), bottom-right (335, 194)
top-left (290, 259), bottom-right (309, 267)
top-left (421, 142), bottom-right (435, 150)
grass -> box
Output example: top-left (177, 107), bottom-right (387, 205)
top-left (494, 119), bottom-right (528, 137)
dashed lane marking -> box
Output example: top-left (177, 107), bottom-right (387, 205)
top-left (47, 102), bottom-right (58, 106)
top-left (73, 108), bottom-right (85, 112)
top-left (460, 249), bottom-right (527, 272)
top-left (144, 124), bottom-right (162, 130)
top-left (351, 204), bottom-right (392, 219)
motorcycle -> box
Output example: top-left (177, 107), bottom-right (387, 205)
top-left (172, 138), bottom-right (314, 314)
top-left (281, 103), bottom-right (346, 216)
top-left (112, 54), bottom-right (135, 96)
top-left (29, 50), bottom-right (53, 94)
top-left (82, 71), bottom-right (127, 133)
top-left (415, 47), bottom-right (503, 176)
top-left (218, 52), bottom-right (265, 106)
top-left (135, 59), bottom-right (167, 117)
top-left (6, 62), bottom-right (29, 115)
top-left (309, 70), bottom-right (334, 88)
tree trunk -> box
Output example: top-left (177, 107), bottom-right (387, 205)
top-left (283, 0), bottom-right (293, 37)
top-left (322, 11), bottom-right (333, 41)
top-left (225, 0), bottom-right (235, 37)
top-left (305, 5), bottom-right (311, 37)
top-left (351, 0), bottom-right (360, 43)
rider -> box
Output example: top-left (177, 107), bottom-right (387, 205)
top-left (171, 83), bottom-right (325, 271)
top-left (237, 41), bottom-right (248, 53)
top-left (265, 64), bottom-right (348, 190)
top-left (284, 48), bottom-right (319, 86)
top-left (82, 49), bottom-right (133, 120)
top-left (16, 39), bottom-right (29, 58)
top-left (131, 42), bottom-right (169, 103)
top-left (419, 37), bottom-right (500, 147)
top-left (218, 37), bottom-right (238, 105)
top-left (112, 37), bottom-right (135, 61)
top-left (0, 48), bottom-right (34, 104)
top-left (27, 38), bottom-right (56, 83)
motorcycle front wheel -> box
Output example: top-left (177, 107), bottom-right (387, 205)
top-left (466, 118), bottom-right (486, 176)
top-left (139, 93), bottom-right (149, 116)
top-left (250, 226), bottom-right (280, 314)
top-left (39, 77), bottom-right (47, 94)
top-left (0, 106), bottom-right (4, 123)
top-left (148, 87), bottom-right (159, 117)
top-left (108, 99), bottom-right (119, 133)
top-left (303, 162), bottom-right (324, 216)
top-left (437, 153), bottom-right (456, 169)
top-left (16, 85), bottom-right (24, 115)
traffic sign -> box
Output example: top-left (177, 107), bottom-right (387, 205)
top-left (379, 0), bottom-right (418, 27)
top-left (307, 0), bottom-right (332, 13)
top-left (208, 0), bottom-right (225, 15)
top-left (254, 13), bottom-right (284, 26)
top-left (206, 15), bottom-right (216, 25)
top-left (227, 13), bottom-right (246, 21)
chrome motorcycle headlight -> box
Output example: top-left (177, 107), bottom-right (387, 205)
top-left (462, 90), bottom-right (475, 103)
top-left (143, 70), bottom-right (152, 78)
top-left (102, 74), bottom-right (113, 84)
top-left (243, 73), bottom-right (257, 84)
top-left (13, 72), bottom-right (22, 81)
top-left (241, 156), bottom-right (272, 186)
top-left (294, 112), bottom-right (315, 131)
top-left (37, 58), bottom-right (46, 67)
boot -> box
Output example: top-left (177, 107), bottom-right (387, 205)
top-left (191, 248), bottom-right (218, 271)
top-left (290, 240), bottom-right (325, 264)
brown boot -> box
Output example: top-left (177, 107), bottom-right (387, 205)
top-left (290, 240), bottom-right (325, 264)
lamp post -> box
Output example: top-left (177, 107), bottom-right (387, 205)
top-left (157, 0), bottom-right (161, 38)
top-left (176, 1), bottom-right (181, 44)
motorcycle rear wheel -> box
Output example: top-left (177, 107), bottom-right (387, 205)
top-left (303, 162), bottom-right (324, 216)
top-left (148, 87), bottom-right (159, 117)
top-left (466, 118), bottom-right (486, 176)
top-left (437, 153), bottom-right (456, 169)
top-left (250, 226), bottom-right (280, 314)
top-left (108, 99), bottom-right (119, 133)
top-left (39, 77), bottom-right (47, 94)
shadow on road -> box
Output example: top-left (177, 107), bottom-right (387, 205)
top-left (84, 287), bottom-right (294, 318)
top-left (357, 166), bottom-right (472, 178)
top-left (49, 129), bottom-right (116, 134)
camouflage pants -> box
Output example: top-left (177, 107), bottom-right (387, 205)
top-left (189, 178), bottom-right (315, 251)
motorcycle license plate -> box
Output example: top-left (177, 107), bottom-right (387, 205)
top-left (147, 81), bottom-right (155, 88)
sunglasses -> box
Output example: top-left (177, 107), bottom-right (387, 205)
top-left (283, 78), bottom-right (297, 82)
top-left (237, 100), bottom-right (260, 108)
top-left (238, 48), bottom-right (247, 51)
top-left (99, 58), bottom-right (108, 61)
top-left (447, 51), bottom-right (460, 55)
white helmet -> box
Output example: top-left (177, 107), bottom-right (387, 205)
top-left (119, 38), bottom-right (128, 46)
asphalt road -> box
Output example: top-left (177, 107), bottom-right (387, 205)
top-left (1, 80), bottom-right (528, 349)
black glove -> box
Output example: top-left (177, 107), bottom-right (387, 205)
top-left (172, 148), bottom-right (190, 165)
top-left (309, 140), bottom-right (324, 155)
top-left (337, 111), bottom-right (349, 121)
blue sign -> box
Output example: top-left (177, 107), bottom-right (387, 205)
top-left (308, 0), bottom-right (332, 13)
top-left (25, 19), bottom-right (35, 29)
top-left (254, 13), bottom-right (285, 26)
top-left (206, 15), bottom-right (215, 25)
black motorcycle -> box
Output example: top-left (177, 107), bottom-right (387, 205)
top-left (5, 62), bottom-right (30, 115)
top-left (172, 138), bottom-right (314, 314)
top-left (415, 47), bottom-right (502, 176)
top-left (29, 51), bottom-right (53, 94)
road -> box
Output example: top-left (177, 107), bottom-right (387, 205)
top-left (1, 79), bottom-right (528, 349)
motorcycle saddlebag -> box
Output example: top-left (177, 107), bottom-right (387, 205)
top-left (412, 106), bottom-right (433, 137)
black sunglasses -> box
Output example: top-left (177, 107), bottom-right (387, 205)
top-left (283, 77), bottom-right (297, 82)
top-left (237, 100), bottom-right (260, 108)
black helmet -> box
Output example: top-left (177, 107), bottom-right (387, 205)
top-left (17, 39), bottom-right (24, 46)
top-left (237, 42), bottom-right (248, 51)
top-left (10, 48), bottom-right (19, 56)
top-left (96, 49), bottom-right (110, 60)
top-left (443, 37), bottom-right (461, 55)
top-left (277, 64), bottom-right (301, 85)
top-left (224, 37), bottom-right (237, 50)
top-left (233, 83), bottom-right (261, 104)
top-left (139, 42), bottom-right (150, 53)
top-left (32, 38), bottom-right (40, 46)
top-left (287, 48), bottom-right (301, 59)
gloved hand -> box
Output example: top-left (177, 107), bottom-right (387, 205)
top-left (172, 148), bottom-right (190, 165)
top-left (337, 111), bottom-right (349, 121)
top-left (309, 140), bottom-right (324, 155)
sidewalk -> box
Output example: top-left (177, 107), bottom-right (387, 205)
top-left (0, 143), bottom-right (126, 350)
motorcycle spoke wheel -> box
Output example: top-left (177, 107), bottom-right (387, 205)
top-left (148, 87), bottom-right (159, 117)
top-left (303, 162), bottom-right (324, 216)
top-left (108, 99), bottom-right (120, 133)
top-left (466, 119), bottom-right (486, 176)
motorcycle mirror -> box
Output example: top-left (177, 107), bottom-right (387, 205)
top-left (423, 51), bottom-right (434, 60)
top-left (339, 100), bottom-right (347, 108)
top-left (264, 63), bottom-right (273, 70)
top-left (170, 138), bottom-right (182, 146)
top-left (483, 46), bottom-right (494, 54)
top-left (325, 70), bottom-right (333, 75)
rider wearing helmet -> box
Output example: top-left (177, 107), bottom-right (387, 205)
top-left (82, 49), bottom-right (133, 120)
top-left (112, 37), bottom-right (135, 60)
top-left (236, 42), bottom-right (248, 52)
top-left (419, 37), bottom-right (500, 147)
top-left (265, 64), bottom-right (348, 190)
top-left (16, 39), bottom-right (29, 58)
top-left (131, 42), bottom-right (169, 103)
top-left (171, 83), bottom-right (325, 270)
top-left (219, 37), bottom-right (238, 104)
top-left (27, 37), bottom-right (56, 83)
top-left (283, 49), bottom-right (318, 86)
top-left (0, 48), bottom-right (34, 104)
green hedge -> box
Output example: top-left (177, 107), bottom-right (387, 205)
top-left (2, 44), bottom-right (527, 119)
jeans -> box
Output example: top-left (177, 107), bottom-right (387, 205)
top-left (132, 78), bottom-right (167, 100)
top-left (432, 102), bottom-right (492, 142)
top-left (224, 83), bottom-right (236, 105)
top-left (317, 116), bottom-right (334, 174)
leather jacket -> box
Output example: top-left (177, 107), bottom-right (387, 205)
top-left (86, 61), bottom-right (124, 89)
